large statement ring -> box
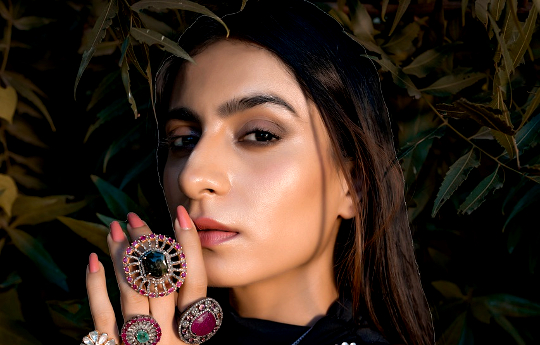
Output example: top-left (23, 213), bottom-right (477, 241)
top-left (81, 330), bottom-right (116, 345)
top-left (121, 315), bottom-right (162, 345)
top-left (123, 234), bottom-right (186, 297)
top-left (178, 297), bottom-right (223, 344)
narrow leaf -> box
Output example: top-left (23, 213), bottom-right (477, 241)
top-left (5, 227), bottom-right (68, 291)
top-left (461, 0), bottom-right (467, 25)
top-left (96, 213), bottom-right (127, 231)
top-left (432, 148), bottom-right (480, 217)
top-left (403, 46), bottom-right (452, 78)
top-left (131, 0), bottom-right (229, 36)
top-left (0, 174), bottom-right (17, 217)
top-left (398, 125), bottom-right (446, 160)
top-left (74, 0), bottom-right (119, 99)
top-left (130, 28), bottom-right (193, 62)
top-left (241, 0), bottom-right (248, 11)
top-left (370, 56), bottom-right (421, 99)
top-left (475, 0), bottom-right (490, 28)
top-left (437, 312), bottom-right (467, 345)
top-left (490, 0), bottom-right (506, 21)
top-left (491, 129), bottom-right (517, 159)
top-left (431, 280), bottom-right (466, 300)
top-left (58, 216), bottom-right (109, 254)
top-left (383, 21), bottom-right (421, 59)
top-left (0, 85), bottom-right (17, 123)
top-left (492, 314), bottom-right (526, 345)
top-left (91, 175), bottom-right (148, 221)
top-left (121, 60), bottom-right (138, 118)
top-left (11, 195), bottom-right (87, 227)
top-left (138, 12), bottom-right (174, 37)
top-left (103, 121), bottom-right (143, 172)
top-left (516, 113), bottom-right (540, 154)
top-left (381, 0), bottom-right (389, 22)
top-left (488, 11), bottom-right (514, 80)
top-left (503, 184), bottom-right (540, 230)
top-left (120, 151), bottom-right (154, 189)
top-left (508, 7), bottom-right (538, 69)
top-left (458, 165), bottom-right (504, 214)
top-left (486, 292), bottom-right (540, 318)
top-left (420, 72), bottom-right (485, 96)
top-left (389, 0), bottom-right (411, 36)
top-left (437, 98), bottom-right (514, 135)
top-left (13, 16), bottom-right (54, 30)
top-left (521, 88), bottom-right (540, 125)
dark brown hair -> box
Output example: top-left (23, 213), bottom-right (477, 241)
top-left (155, 1), bottom-right (434, 343)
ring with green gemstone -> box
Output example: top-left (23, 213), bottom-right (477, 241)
top-left (121, 315), bottom-right (161, 345)
top-left (81, 330), bottom-right (116, 345)
top-left (123, 234), bottom-right (187, 298)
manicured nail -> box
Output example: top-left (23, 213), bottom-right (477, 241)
top-left (127, 212), bottom-right (145, 228)
top-left (177, 206), bottom-right (191, 230)
top-left (89, 253), bottom-right (99, 273)
top-left (110, 221), bottom-right (125, 242)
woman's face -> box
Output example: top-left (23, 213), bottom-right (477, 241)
top-left (163, 40), bottom-right (354, 287)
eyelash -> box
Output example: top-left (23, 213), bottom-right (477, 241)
top-left (160, 128), bottom-right (281, 152)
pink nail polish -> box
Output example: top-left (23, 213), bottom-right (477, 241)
top-left (127, 212), bottom-right (145, 228)
top-left (177, 206), bottom-right (191, 230)
top-left (110, 221), bottom-right (125, 242)
top-left (89, 253), bottom-right (99, 273)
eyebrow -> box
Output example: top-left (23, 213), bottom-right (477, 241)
top-left (165, 93), bottom-right (297, 124)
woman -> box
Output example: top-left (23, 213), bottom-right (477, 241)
top-left (84, 1), bottom-right (434, 344)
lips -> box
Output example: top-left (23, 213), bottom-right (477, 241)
top-left (193, 217), bottom-right (238, 247)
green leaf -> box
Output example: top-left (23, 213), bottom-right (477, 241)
top-left (58, 216), bottom-right (109, 255)
top-left (383, 21), bottom-right (421, 62)
top-left (96, 213), bottom-right (127, 231)
top-left (241, 0), bottom-right (248, 11)
top-left (131, 0), bottom-right (229, 36)
top-left (130, 28), bottom-right (193, 62)
top-left (388, 0), bottom-right (411, 36)
top-left (103, 121), bottom-right (143, 172)
top-left (91, 175), bottom-right (148, 221)
top-left (437, 312), bottom-right (468, 345)
top-left (402, 45), bottom-right (453, 78)
top-left (508, 7), bottom-right (537, 69)
top-left (491, 129), bottom-right (517, 159)
top-left (12, 16), bottom-right (54, 30)
top-left (471, 297), bottom-right (493, 323)
top-left (516, 113), bottom-right (540, 154)
top-left (432, 148), bottom-right (480, 217)
top-left (475, 0), bottom-right (490, 28)
top-left (121, 60), bottom-right (138, 119)
top-left (398, 125), bottom-right (446, 160)
top-left (490, 0), bottom-right (506, 21)
top-left (437, 98), bottom-right (515, 135)
top-left (369, 56), bottom-right (421, 99)
top-left (0, 174), bottom-right (17, 218)
top-left (420, 72), bottom-right (485, 97)
top-left (86, 70), bottom-right (121, 111)
top-left (5, 227), bottom-right (68, 291)
top-left (458, 165), bottom-right (504, 214)
top-left (431, 280), bottom-right (466, 300)
top-left (485, 293), bottom-right (540, 317)
top-left (0, 85), bottom-right (17, 124)
top-left (11, 195), bottom-right (87, 228)
top-left (138, 11), bottom-right (175, 37)
top-left (120, 151), bottom-right (154, 189)
top-left (85, 97), bottom-right (129, 142)
top-left (492, 314), bottom-right (526, 345)
top-left (488, 11), bottom-right (514, 81)
top-left (4, 71), bottom-right (55, 131)
top-left (74, 0), bottom-right (119, 99)
top-left (521, 88), bottom-right (540, 126)
top-left (503, 184), bottom-right (540, 230)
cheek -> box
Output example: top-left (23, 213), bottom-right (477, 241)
top-left (162, 160), bottom-right (183, 210)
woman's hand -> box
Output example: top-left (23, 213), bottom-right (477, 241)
top-left (85, 206), bottom-right (208, 345)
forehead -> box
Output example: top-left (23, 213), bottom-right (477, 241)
top-left (169, 39), bottom-right (309, 115)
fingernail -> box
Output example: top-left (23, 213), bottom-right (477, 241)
top-left (89, 253), bottom-right (99, 273)
top-left (110, 221), bottom-right (125, 242)
top-left (177, 206), bottom-right (191, 230)
top-left (127, 212), bottom-right (145, 228)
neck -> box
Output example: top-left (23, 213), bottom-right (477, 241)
top-left (229, 250), bottom-right (338, 326)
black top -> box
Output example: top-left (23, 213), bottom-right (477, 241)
top-left (205, 296), bottom-right (390, 345)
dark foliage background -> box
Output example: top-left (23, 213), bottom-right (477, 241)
top-left (0, 0), bottom-right (539, 344)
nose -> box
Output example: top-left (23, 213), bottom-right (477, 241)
top-left (178, 133), bottom-right (232, 200)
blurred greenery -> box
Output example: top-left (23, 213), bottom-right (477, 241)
top-left (0, 0), bottom-right (539, 344)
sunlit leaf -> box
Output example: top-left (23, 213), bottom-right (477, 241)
top-left (432, 148), bottom-right (480, 217)
top-left (58, 216), bottom-right (109, 254)
top-left (437, 98), bottom-right (515, 135)
top-left (491, 129), bottom-right (517, 159)
top-left (131, 0), bottom-right (229, 36)
top-left (74, 0), bottom-right (119, 99)
top-left (381, 0), bottom-right (389, 22)
top-left (490, 0), bottom-right (506, 21)
top-left (121, 60), bottom-right (138, 119)
top-left (458, 165), bottom-right (504, 214)
top-left (91, 175), bottom-right (148, 221)
top-left (4, 71), bottom-right (55, 131)
top-left (503, 184), bottom-right (540, 230)
top-left (11, 195), bottom-right (87, 227)
top-left (130, 28), bottom-right (193, 62)
top-left (241, 0), bottom-right (248, 11)
top-left (0, 85), bottom-right (17, 123)
top-left (516, 113), bottom-right (540, 154)
top-left (437, 312), bottom-right (468, 345)
top-left (388, 0), bottom-right (411, 36)
top-left (508, 7), bottom-right (538, 69)
top-left (5, 227), bottom-right (68, 291)
top-left (138, 11), bottom-right (175, 37)
top-left (420, 72), bottom-right (485, 97)
top-left (13, 16), bottom-right (54, 30)
top-left (0, 174), bottom-right (17, 217)
top-left (432, 280), bottom-right (466, 300)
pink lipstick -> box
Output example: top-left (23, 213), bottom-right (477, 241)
top-left (193, 217), bottom-right (238, 247)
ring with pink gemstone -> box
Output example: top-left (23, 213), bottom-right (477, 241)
top-left (121, 315), bottom-right (162, 345)
top-left (177, 297), bottom-right (223, 344)
top-left (81, 330), bottom-right (116, 345)
top-left (123, 233), bottom-right (187, 298)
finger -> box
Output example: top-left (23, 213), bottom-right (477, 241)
top-left (175, 205), bottom-right (208, 311)
top-left (86, 253), bottom-right (120, 344)
top-left (108, 221), bottom-right (149, 320)
top-left (125, 213), bottom-right (177, 329)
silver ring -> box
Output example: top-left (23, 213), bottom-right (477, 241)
top-left (121, 315), bottom-right (162, 345)
top-left (177, 297), bottom-right (223, 344)
top-left (81, 330), bottom-right (116, 345)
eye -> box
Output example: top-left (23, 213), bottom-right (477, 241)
top-left (166, 133), bottom-right (200, 151)
top-left (240, 129), bottom-right (280, 144)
